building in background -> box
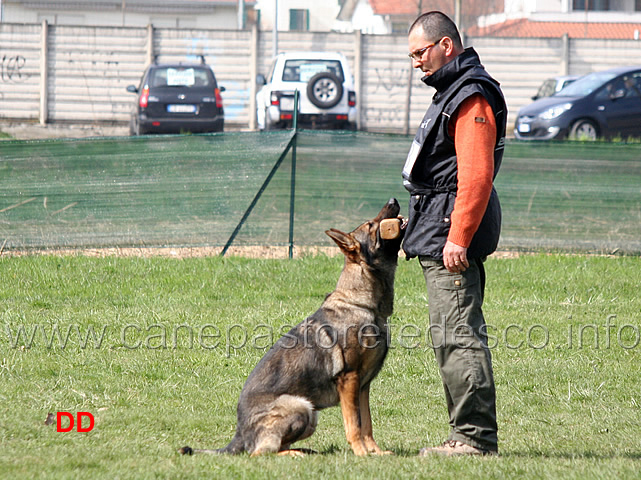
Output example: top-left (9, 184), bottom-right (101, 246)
top-left (471, 0), bottom-right (641, 39)
top-left (334, 0), bottom-right (641, 39)
top-left (0, 0), bottom-right (257, 29)
top-left (254, 0), bottom-right (343, 32)
top-left (334, 0), bottom-right (503, 35)
top-left (1, 0), bottom-right (639, 39)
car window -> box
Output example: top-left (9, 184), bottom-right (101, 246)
top-left (149, 67), bottom-right (212, 88)
top-left (560, 79), bottom-right (576, 90)
top-left (623, 73), bottom-right (641, 98)
top-left (265, 59), bottom-right (277, 83)
top-left (536, 79), bottom-right (555, 98)
top-left (594, 73), bottom-right (641, 101)
top-left (557, 71), bottom-right (618, 97)
top-left (281, 60), bottom-right (344, 82)
top-left (605, 78), bottom-right (626, 100)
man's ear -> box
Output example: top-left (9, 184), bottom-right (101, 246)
top-left (325, 228), bottom-right (357, 254)
top-left (441, 36), bottom-right (455, 56)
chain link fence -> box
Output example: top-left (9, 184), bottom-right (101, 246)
top-left (1, 131), bottom-right (640, 255)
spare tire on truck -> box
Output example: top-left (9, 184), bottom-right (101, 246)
top-left (306, 72), bottom-right (343, 109)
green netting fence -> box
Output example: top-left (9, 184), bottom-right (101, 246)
top-left (1, 130), bottom-right (640, 255)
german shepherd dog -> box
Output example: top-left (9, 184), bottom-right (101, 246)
top-left (180, 198), bottom-right (406, 457)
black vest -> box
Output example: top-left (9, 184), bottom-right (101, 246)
top-left (402, 48), bottom-right (507, 260)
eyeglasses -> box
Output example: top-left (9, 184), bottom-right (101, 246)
top-left (408, 39), bottom-right (441, 60)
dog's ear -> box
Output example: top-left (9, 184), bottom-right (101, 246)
top-left (325, 229), bottom-right (357, 254)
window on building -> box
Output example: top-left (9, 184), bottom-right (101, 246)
top-left (636, 0), bottom-right (641, 11)
top-left (572, 0), bottom-right (611, 11)
top-left (391, 22), bottom-right (408, 34)
top-left (289, 9), bottom-right (309, 31)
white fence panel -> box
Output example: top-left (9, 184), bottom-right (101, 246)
top-left (154, 28), bottom-right (252, 125)
top-left (0, 23), bottom-right (41, 121)
top-left (362, 34), bottom-right (416, 134)
top-left (48, 25), bottom-right (148, 123)
top-left (470, 36), bottom-right (566, 128)
top-left (570, 39), bottom-right (641, 74)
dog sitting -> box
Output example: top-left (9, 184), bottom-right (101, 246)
top-left (180, 198), bottom-right (406, 457)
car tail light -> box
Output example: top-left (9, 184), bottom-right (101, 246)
top-left (336, 115), bottom-right (348, 120)
top-left (280, 113), bottom-right (293, 120)
top-left (270, 92), bottom-right (280, 106)
top-left (139, 86), bottom-right (150, 108)
top-left (214, 88), bottom-right (224, 108)
top-left (348, 91), bottom-right (356, 107)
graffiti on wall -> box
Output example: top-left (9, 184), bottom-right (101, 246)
top-left (363, 66), bottom-right (410, 127)
top-left (1, 55), bottom-right (30, 83)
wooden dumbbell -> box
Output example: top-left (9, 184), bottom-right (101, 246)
top-left (380, 218), bottom-right (401, 240)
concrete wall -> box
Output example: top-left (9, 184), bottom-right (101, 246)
top-left (1, 22), bottom-right (641, 133)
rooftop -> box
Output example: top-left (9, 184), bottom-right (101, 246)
top-left (467, 18), bottom-right (641, 39)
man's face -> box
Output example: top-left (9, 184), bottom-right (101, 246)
top-left (408, 26), bottom-right (447, 76)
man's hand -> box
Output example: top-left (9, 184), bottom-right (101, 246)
top-left (443, 240), bottom-right (469, 273)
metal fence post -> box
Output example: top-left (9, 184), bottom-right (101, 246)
top-left (221, 91), bottom-right (299, 258)
top-left (288, 90), bottom-right (299, 259)
top-left (220, 131), bottom-right (296, 257)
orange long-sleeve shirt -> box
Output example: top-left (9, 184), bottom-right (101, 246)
top-left (446, 93), bottom-right (497, 248)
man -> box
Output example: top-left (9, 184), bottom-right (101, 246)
top-left (402, 11), bottom-right (507, 456)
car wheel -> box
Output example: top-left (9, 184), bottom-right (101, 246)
top-left (306, 72), bottom-right (343, 109)
top-left (569, 119), bottom-right (598, 141)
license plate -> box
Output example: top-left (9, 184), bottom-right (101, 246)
top-left (167, 104), bottom-right (197, 113)
top-left (280, 97), bottom-right (294, 111)
top-left (518, 123), bottom-right (531, 133)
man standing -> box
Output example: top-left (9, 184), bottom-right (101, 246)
top-left (402, 11), bottom-right (506, 456)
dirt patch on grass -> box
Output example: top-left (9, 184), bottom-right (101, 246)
top-left (1, 245), bottom-right (342, 259)
top-left (1, 245), bottom-right (523, 260)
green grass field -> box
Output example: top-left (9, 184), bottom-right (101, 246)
top-left (2, 253), bottom-right (640, 479)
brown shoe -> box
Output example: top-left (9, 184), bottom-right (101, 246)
top-left (418, 440), bottom-right (497, 457)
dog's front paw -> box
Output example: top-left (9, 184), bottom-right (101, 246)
top-left (375, 449), bottom-right (394, 455)
top-left (178, 446), bottom-right (194, 455)
top-left (364, 439), bottom-right (394, 455)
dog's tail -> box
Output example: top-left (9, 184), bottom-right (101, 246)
top-left (179, 432), bottom-right (245, 456)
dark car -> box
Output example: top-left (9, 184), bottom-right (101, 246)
top-left (126, 58), bottom-right (225, 135)
top-left (514, 66), bottom-right (641, 141)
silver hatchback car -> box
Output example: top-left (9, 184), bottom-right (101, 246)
top-left (531, 75), bottom-right (579, 101)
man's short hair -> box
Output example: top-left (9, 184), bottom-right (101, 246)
top-left (409, 11), bottom-right (463, 49)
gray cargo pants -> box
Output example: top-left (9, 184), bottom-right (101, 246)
top-left (419, 256), bottom-right (498, 452)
